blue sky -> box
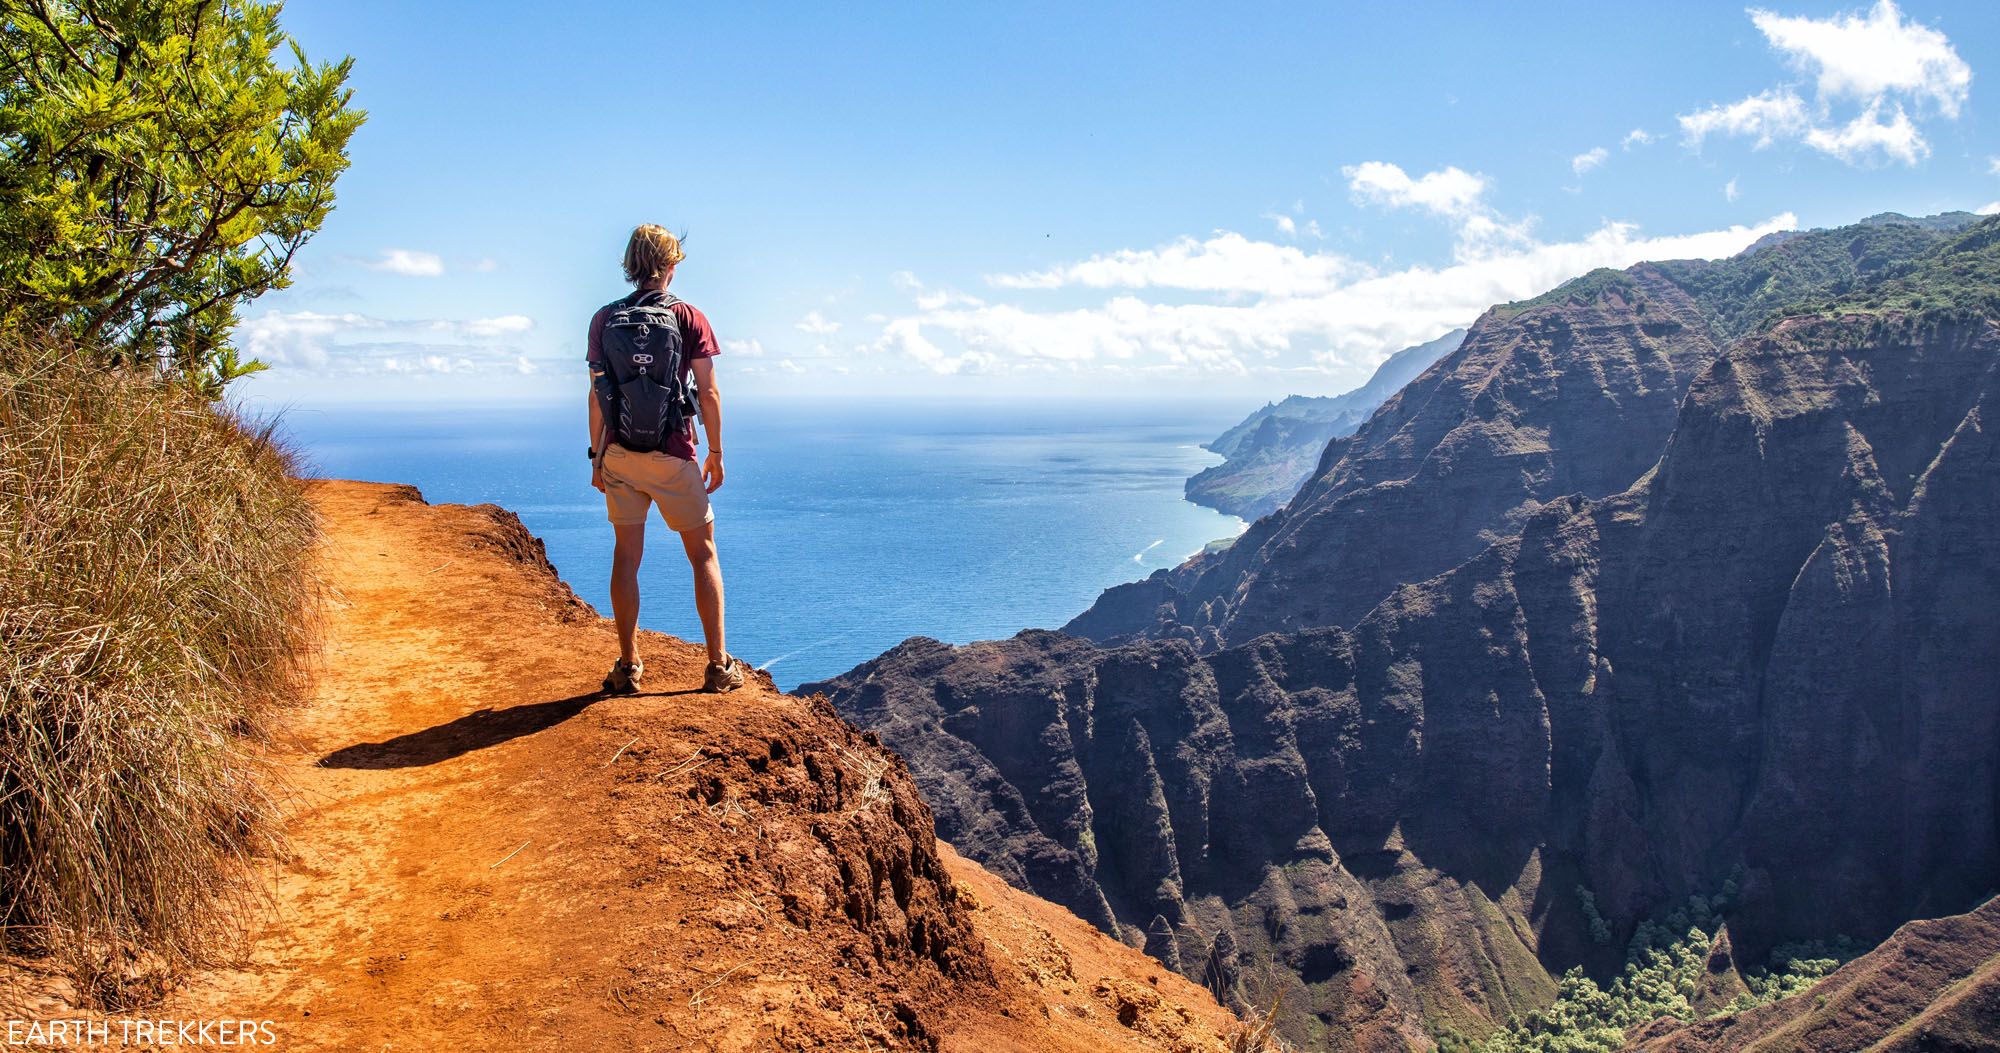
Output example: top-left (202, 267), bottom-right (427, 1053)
top-left (237, 0), bottom-right (1999, 409)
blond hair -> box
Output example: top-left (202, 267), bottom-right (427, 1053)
top-left (622, 224), bottom-right (686, 286)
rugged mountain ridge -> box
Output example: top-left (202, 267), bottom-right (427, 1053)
top-left (1067, 217), bottom-right (1973, 649)
top-left (811, 215), bottom-right (2000, 1049)
top-left (1187, 329), bottom-right (1467, 520)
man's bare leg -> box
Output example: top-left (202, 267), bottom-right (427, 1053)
top-left (680, 521), bottom-right (725, 665)
top-left (611, 521), bottom-right (646, 665)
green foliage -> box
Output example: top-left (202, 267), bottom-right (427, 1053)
top-left (1486, 216), bottom-right (1977, 343)
top-left (1476, 926), bottom-right (1709, 1053)
top-left (1731, 937), bottom-right (1852, 1010)
top-left (1477, 881), bottom-right (1847, 1053)
top-left (1622, 886), bottom-right (1730, 956)
top-left (1651, 219), bottom-right (1969, 341)
top-left (194, 341), bottom-right (269, 400)
top-left (1576, 886), bottom-right (1612, 946)
top-left (1491, 268), bottom-right (1640, 320)
top-left (1795, 215), bottom-right (2000, 322)
top-left (0, 0), bottom-right (362, 386)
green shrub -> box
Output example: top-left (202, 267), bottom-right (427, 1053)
top-left (1477, 887), bottom-right (1851, 1053)
top-left (0, 339), bottom-right (318, 1005)
top-left (0, 0), bottom-right (362, 388)
top-left (1732, 937), bottom-right (1850, 1010)
top-left (1476, 932), bottom-right (1708, 1053)
top-left (1576, 886), bottom-right (1612, 945)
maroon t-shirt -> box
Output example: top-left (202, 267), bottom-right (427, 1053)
top-left (587, 295), bottom-right (719, 462)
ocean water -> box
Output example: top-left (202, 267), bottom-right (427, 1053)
top-left (282, 400), bottom-right (1247, 689)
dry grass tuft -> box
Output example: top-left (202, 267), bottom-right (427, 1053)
top-left (0, 339), bottom-right (319, 1006)
top-left (1223, 971), bottom-right (1297, 1053)
top-left (1226, 997), bottom-right (1297, 1053)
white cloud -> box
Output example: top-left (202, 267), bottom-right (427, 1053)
top-left (1453, 213), bottom-right (1539, 260)
top-left (888, 272), bottom-right (988, 310)
top-left (1751, 0), bottom-right (1970, 117)
top-left (364, 249), bottom-right (446, 277)
top-left (1622, 128), bottom-right (1657, 149)
top-left (233, 311), bottom-right (379, 368)
top-left (1342, 161), bottom-right (1539, 263)
top-left (988, 231), bottom-right (1366, 297)
top-left (1977, 202), bottom-right (2000, 216)
top-left (382, 354), bottom-right (478, 375)
top-left (1990, 157), bottom-right (2000, 176)
top-left (471, 258), bottom-right (501, 273)
top-left (876, 317), bottom-right (997, 375)
top-left (1343, 161), bottom-right (1489, 218)
top-left (1802, 101), bottom-right (1927, 165)
top-left (870, 213), bottom-right (1796, 381)
top-left (916, 288), bottom-right (984, 310)
top-left (1725, 178), bottom-right (1742, 202)
top-left (1265, 212), bottom-right (1299, 237)
top-left (459, 314), bottom-right (535, 338)
top-left (1680, 88), bottom-right (1811, 148)
top-left (721, 337), bottom-right (766, 358)
top-left (795, 310), bottom-right (842, 335)
top-left (1678, 1), bottom-right (1968, 167)
top-left (1572, 147), bottom-right (1609, 177)
top-left (238, 309), bottom-right (541, 377)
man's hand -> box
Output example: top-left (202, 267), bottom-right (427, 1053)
top-left (591, 465), bottom-right (607, 493)
top-left (702, 449), bottom-right (725, 494)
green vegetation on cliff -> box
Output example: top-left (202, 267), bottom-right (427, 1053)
top-left (1464, 895), bottom-right (1847, 1053)
top-left (1493, 213), bottom-right (1980, 341)
top-left (1652, 215), bottom-right (1974, 340)
top-left (1489, 267), bottom-right (1642, 321)
top-left (1801, 214), bottom-right (2000, 321)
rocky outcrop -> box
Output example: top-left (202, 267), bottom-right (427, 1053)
top-left (1070, 218), bottom-right (1972, 649)
top-left (813, 216), bottom-right (2000, 1049)
top-left (1187, 329), bottom-right (1467, 520)
top-left (817, 626), bottom-right (1561, 1049)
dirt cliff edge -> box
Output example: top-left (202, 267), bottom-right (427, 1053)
top-left (11, 480), bottom-right (1243, 1052)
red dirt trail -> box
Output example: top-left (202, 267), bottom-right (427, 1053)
top-left (19, 481), bottom-right (1244, 1051)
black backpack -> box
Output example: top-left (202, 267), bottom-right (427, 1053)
top-left (596, 290), bottom-right (697, 452)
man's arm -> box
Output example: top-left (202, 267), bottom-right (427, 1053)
top-left (692, 357), bottom-right (723, 493)
top-left (588, 388), bottom-right (608, 492)
top-left (587, 307), bottom-right (611, 491)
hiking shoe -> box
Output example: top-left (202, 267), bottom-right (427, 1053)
top-left (603, 658), bottom-right (644, 695)
top-left (703, 655), bottom-right (746, 694)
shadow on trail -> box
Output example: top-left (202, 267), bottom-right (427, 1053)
top-left (318, 687), bottom-right (705, 769)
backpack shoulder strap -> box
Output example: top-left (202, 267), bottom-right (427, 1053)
top-left (629, 290), bottom-right (681, 310)
top-left (594, 300), bottom-right (641, 388)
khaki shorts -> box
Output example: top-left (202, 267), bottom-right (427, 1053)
top-left (600, 445), bottom-right (714, 532)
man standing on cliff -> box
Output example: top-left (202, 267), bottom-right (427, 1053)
top-left (587, 224), bottom-right (744, 695)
